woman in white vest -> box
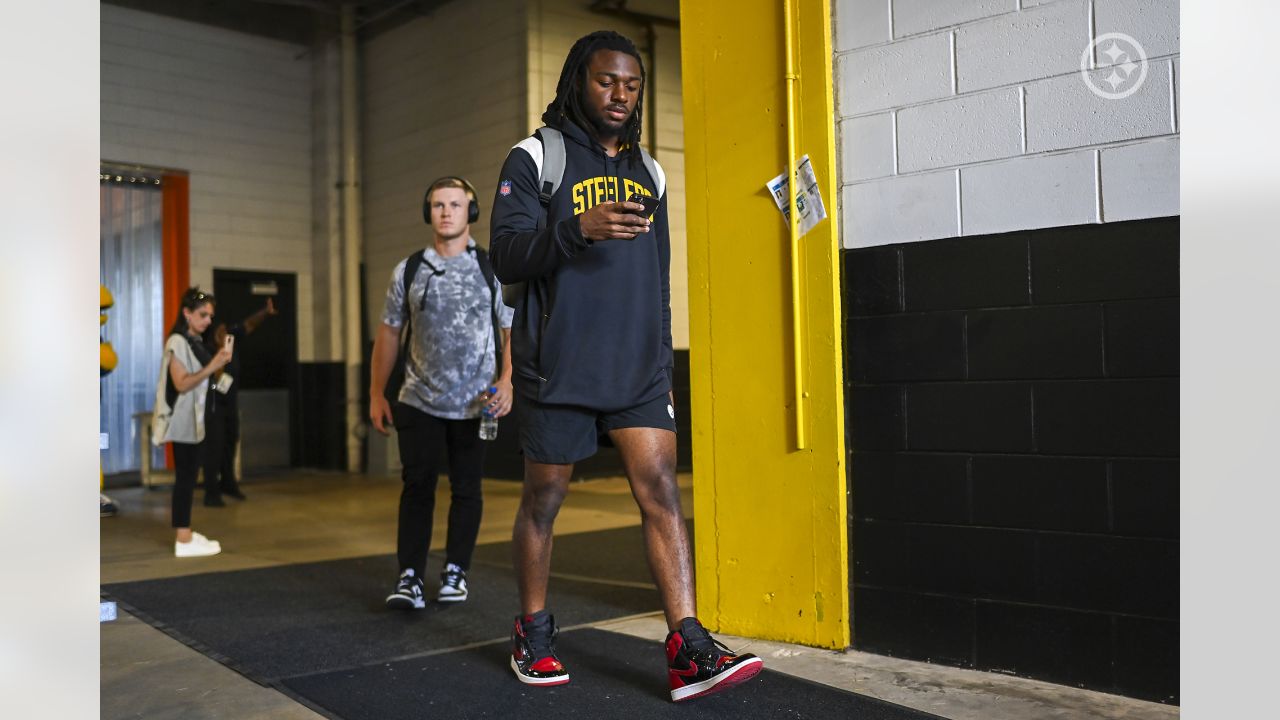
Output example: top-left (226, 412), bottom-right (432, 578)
top-left (153, 288), bottom-right (233, 557)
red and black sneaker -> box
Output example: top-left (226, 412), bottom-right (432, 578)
top-left (510, 610), bottom-right (570, 686)
top-left (666, 617), bottom-right (764, 702)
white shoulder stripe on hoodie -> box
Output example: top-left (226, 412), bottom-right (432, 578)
top-left (513, 133), bottom-right (666, 198)
top-left (513, 136), bottom-right (543, 175)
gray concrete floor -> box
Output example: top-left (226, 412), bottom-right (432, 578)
top-left (100, 471), bottom-right (1178, 720)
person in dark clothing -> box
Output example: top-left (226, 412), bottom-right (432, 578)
top-left (489, 30), bottom-right (762, 702)
top-left (202, 298), bottom-right (277, 506)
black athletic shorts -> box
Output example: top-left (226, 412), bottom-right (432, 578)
top-left (516, 393), bottom-right (676, 464)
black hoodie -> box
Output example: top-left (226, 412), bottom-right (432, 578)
top-left (489, 120), bottom-right (673, 411)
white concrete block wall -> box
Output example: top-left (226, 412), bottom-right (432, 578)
top-left (835, 0), bottom-right (1180, 248)
top-left (954, 1), bottom-right (1089, 93)
top-left (1094, 0), bottom-right (1180, 59)
top-left (837, 33), bottom-right (952, 115)
top-left (1025, 62), bottom-right (1172, 152)
top-left (527, 0), bottom-right (689, 349)
top-left (961, 149), bottom-right (1098, 235)
top-left (835, 0), bottom-right (891, 50)
top-left (1100, 137), bottom-right (1179, 221)
top-left (360, 0), bottom-right (527, 332)
top-left (897, 88), bottom-right (1022, 171)
top-left (840, 114), bottom-right (895, 182)
top-left (844, 170), bottom-right (960, 243)
top-left (894, 0), bottom-right (1016, 38)
top-left (101, 5), bottom-right (318, 358)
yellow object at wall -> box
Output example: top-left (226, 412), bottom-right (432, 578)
top-left (680, 0), bottom-right (848, 648)
top-left (101, 284), bottom-right (118, 375)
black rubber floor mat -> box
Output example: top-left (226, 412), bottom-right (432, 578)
top-left (103, 553), bottom-right (658, 683)
top-left (281, 627), bottom-right (944, 720)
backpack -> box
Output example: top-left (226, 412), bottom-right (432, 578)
top-left (151, 334), bottom-right (213, 446)
top-left (384, 245), bottom-right (501, 407)
top-left (500, 126), bottom-right (666, 308)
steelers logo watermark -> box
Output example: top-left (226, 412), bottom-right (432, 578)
top-left (1080, 32), bottom-right (1148, 100)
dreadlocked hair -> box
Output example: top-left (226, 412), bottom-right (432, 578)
top-left (542, 30), bottom-right (646, 164)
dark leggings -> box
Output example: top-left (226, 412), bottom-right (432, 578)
top-left (171, 441), bottom-right (202, 528)
top-left (202, 400), bottom-right (241, 500)
top-left (393, 403), bottom-right (486, 578)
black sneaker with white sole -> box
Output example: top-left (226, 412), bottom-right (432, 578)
top-left (438, 562), bottom-right (468, 602)
top-left (385, 568), bottom-right (425, 610)
top-left (510, 610), bottom-right (570, 686)
top-left (666, 617), bottom-right (763, 702)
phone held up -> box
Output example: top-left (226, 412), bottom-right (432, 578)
top-left (626, 192), bottom-right (660, 218)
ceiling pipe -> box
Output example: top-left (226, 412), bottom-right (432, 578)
top-left (340, 3), bottom-right (365, 472)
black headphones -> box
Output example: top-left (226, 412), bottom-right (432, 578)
top-left (423, 176), bottom-right (480, 225)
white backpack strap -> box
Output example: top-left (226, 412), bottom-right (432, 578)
top-left (518, 127), bottom-right (660, 200)
top-left (536, 126), bottom-right (566, 205)
top-left (503, 128), bottom-right (566, 310)
top-left (639, 147), bottom-right (666, 198)
top-left (511, 127), bottom-right (566, 206)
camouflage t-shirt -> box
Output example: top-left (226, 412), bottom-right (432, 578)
top-left (381, 241), bottom-right (513, 419)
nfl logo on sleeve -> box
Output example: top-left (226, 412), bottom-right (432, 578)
top-left (499, 180), bottom-right (512, 196)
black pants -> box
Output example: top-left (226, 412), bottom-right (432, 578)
top-left (171, 441), bottom-right (202, 528)
top-left (203, 399), bottom-right (241, 500)
top-left (394, 403), bottom-right (486, 578)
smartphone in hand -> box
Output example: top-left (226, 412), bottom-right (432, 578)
top-left (626, 192), bottom-right (660, 217)
top-left (224, 335), bottom-right (234, 352)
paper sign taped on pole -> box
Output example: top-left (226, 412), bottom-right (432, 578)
top-left (766, 154), bottom-right (828, 236)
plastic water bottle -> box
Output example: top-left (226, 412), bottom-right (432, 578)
top-left (479, 410), bottom-right (498, 441)
top-left (478, 386), bottom-right (499, 441)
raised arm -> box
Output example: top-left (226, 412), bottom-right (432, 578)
top-left (242, 297), bottom-right (278, 335)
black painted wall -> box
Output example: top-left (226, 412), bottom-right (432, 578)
top-left (844, 217), bottom-right (1179, 704)
top-left (293, 362), bottom-right (347, 470)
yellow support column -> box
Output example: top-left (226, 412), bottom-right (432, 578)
top-left (681, 0), bottom-right (848, 648)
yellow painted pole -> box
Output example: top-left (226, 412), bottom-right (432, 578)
top-left (784, 0), bottom-right (807, 451)
top-left (681, 0), bottom-right (848, 649)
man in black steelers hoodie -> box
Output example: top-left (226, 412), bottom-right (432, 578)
top-left (490, 30), bottom-right (762, 702)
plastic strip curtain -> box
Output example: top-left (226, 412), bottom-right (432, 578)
top-left (100, 182), bottom-right (165, 473)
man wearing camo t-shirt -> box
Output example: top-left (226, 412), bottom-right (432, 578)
top-left (369, 176), bottom-right (514, 610)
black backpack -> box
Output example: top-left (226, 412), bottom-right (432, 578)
top-left (384, 246), bottom-right (501, 407)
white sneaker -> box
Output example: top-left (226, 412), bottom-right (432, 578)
top-left (438, 562), bottom-right (468, 602)
top-left (386, 568), bottom-right (426, 610)
top-left (175, 531), bottom-right (222, 558)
